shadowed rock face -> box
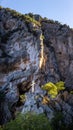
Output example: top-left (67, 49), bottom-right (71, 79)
top-left (0, 7), bottom-right (73, 125)
top-left (41, 21), bottom-right (73, 87)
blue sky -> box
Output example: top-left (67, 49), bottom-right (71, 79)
top-left (0, 0), bottom-right (73, 28)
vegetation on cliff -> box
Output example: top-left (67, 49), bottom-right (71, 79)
top-left (0, 113), bottom-right (52, 130)
top-left (0, 112), bottom-right (73, 130)
top-left (42, 81), bottom-right (65, 98)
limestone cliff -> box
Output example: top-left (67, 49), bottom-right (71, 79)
top-left (0, 7), bottom-right (73, 126)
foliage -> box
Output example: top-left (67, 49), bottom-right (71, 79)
top-left (51, 112), bottom-right (64, 130)
top-left (42, 96), bottom-right (50, 104)
top-left (5, 7), bottom-right (40, 26)
top-left (0, 126), bottom-right (3, 130)
top-left (19, 94), bottom-right (26, 103)
top-left (24, 15), bottom-right (41, 26)
top-left (28, 13), bottom-right (33, 18)
top-left (7, 8), bottom-right (22, 17)
top-left (1, 112), bottom-right (72, 130)
top-left (42, 81), bottom-right (65, 98)
top-left (55, 81), bottom-right (65, 91)
top-left (0, 6), bottom-right (40, 26)
top-left (2, 113), bottom-right (52, 130)
top-left (70, 91), bottom-right (73, 94)
top-left (0, 6), bottom-right (2, 10)
top-left (0, 91), bottom-right (5, 101)
top-left (51, 112), bottom-right (73, 130)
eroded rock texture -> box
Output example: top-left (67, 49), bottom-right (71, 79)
top-left (0, 7), bottom-right (73, 125)
top-left (0, 8), bottom-right (43, 124)
top-left (41, 20), bottom-right (73, 87)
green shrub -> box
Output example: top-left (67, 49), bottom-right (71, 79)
top-left (51, 112), bottom-right (63, 130)
top-left (0, 6), bottom-right (2, 10)
top-left (3, 113), bottom-right (52, 130)
top-left (51, 112), bottom-right (73, 130)
top-left (70, 91), bottom-right (73, 94)
top-left (24, 15), bottom-right (41, 26)
top-left (42, 81), bottom-right (65, 98)
top-left (0, 126), bottom-right (3, 130)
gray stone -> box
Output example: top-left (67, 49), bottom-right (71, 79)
top-left (41, 104), bottom-right (54, 120)
top-left (21, 91), bottom-right (44, 114)
top-left (65, 61), bottom-right (73, 90)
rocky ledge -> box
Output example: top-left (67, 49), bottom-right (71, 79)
top-left (0, 7), bottom-right (73, 127)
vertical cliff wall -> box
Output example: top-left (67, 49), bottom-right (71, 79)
top-left (0, 7), bottom-right (73, 125)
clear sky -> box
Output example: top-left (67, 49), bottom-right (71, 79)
top-left (0, 0), bottom-right (73, 28)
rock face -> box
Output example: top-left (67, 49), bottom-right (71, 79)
top-left (41, 20), bottom-right (73, 86)
top-left (0, 8), bottom-right (43, 124)
top-left (0, 7), bottom-right (73, 125)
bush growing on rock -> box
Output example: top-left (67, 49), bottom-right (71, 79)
top-left (42, 81), bottom-right (65, 98)
top-left (1, 112), bottom-right (72, 130)
top-left (2, 113), bottom-right (52, 130)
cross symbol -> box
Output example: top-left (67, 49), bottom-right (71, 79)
top-left (31, 80), bottom-right (35, 93)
